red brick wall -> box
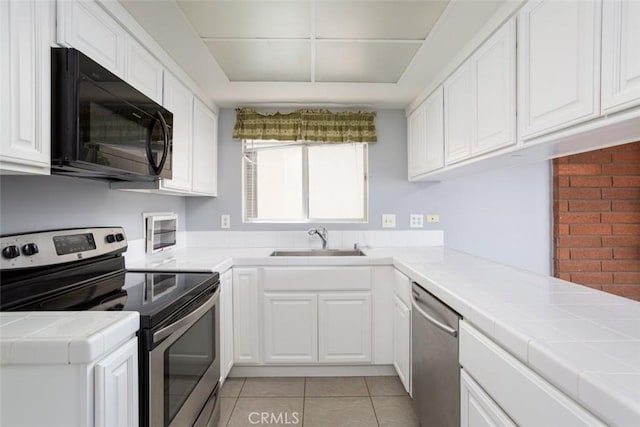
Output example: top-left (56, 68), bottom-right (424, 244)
top-left (553, 141), bottom-right (640, 301)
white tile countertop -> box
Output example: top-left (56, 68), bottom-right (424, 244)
top-left (126, 245), bottom-right (640, 426)
top-left (0, 311), bottom-right (139, 364)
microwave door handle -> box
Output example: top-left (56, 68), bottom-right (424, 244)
top-left (155, 111), bottom-right (170, 174)
top-left (145, 116), bottom-right (161, 174)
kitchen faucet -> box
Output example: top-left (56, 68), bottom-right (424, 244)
top-left (308, 227), bottom-right (328, 249)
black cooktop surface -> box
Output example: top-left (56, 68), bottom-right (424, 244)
top-left (0, 255), bottom-right (218, 329)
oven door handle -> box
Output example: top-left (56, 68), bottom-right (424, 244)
top-left (153, 291), bottom-right (218, 345)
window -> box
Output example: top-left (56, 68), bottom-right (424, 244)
top-left (243, 141), bottom-right (368, 223)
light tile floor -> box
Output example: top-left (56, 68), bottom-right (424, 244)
top-left (219, 376), bottom-right (419, 427)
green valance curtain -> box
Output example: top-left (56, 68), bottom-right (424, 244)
top-left (232, 108), bottom-right (377, 143)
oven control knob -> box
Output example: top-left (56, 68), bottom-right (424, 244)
top-left (105, 234), bottom-right (116, 243)
top-left (2, 245), bottom-right (20, 259)
top-left (22, 243), bottom-right (39, 256)
top-left (115, 233), bottom-right (125, 242)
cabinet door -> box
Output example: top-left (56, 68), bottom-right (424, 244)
top-left (407, 104), bottom-right (427, 178)
top-left (191, 99), bottom-right (218, 196)
top-left (423, 87), bottom-right (445, 173)
top-left (601, 0), bottom-right (640, 114)
top-left (233, 268), bottom-right (261, 364)
top-left (264, 293), bottom-right (318, 364)
top-left (0, 0), bottom-right (51, 174)
top-left (472, 19), bottom-right (516, 155)
top-left (444, 62), bottom-right (474, 164)
top-left (57, 0), bottom-right (126, 77)
top-left (393, 295), bottom-right (411, 394)
top-left (318, 293), bottom-right (372, 363)
top-left (518, 0), bottom-right (601, 140)
top-left (461, 370), bottom-right (516, 427)
top-left (95, 338), bottom-right (139, 427)
top-left (161, 73), bottom-right (193, 192)
top-left (220, 271), bottom-right (234, 382)
top-left (125, 37), bottom-right (163, 105)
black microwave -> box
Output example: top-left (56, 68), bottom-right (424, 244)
top-left (51, 48), bottom-right (173, 182)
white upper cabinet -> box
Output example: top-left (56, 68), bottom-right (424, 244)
top-left (125, 37), bottom-right (164, 104)
top-left (0, 0), bottom-right (51, 175)
top-left (191, 99), bottom-right (218, 196)
top-left (601, 0), bottom-right (640, 114)
top-left (444, 62), bottom-right (474, 164)
top-left (161, 73), bottom-right (193, 192)
top-left (518, 0), bottom-right (601, 140)
top-left (407, 104), bottom-right (427, 178)
top-left (407, 87), bottom-right (444, 179)
top-left (57, 0), bottom-right (126, 77)
top-left (472, 19), bottom-right (516, 155)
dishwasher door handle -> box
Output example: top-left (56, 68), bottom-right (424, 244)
top-left (412, 293), bottom-right (458, 337)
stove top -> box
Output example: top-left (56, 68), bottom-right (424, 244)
top-left (0, 227), bottom-right (218, 329)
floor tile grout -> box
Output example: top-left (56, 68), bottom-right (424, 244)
top-left (363, 377), bottom-right (382, 427)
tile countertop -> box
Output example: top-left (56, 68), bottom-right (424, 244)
top-left (127, 246), bottom-right (640, 426)
top-left (0, 311), bottom-right (139, 365)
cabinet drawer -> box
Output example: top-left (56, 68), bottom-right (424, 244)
top-left (459, 322), bottom-right (605, 427)
top-left (262, 267), bottom-right (371, 292)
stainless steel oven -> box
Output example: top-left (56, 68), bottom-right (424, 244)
top-left (1, 227), bottom-right (221, 427)
top-left (143, 277), bottom-right (220, 427)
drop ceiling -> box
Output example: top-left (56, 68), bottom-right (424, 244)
top-left (120, 0), bottom-right (511, 108)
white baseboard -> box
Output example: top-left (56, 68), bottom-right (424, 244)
top-left (228, 364), bottom-right (397, 378)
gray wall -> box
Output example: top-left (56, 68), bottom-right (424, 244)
top-left (187, 108), bottom-right (552, 274)
top-left (0, 175), bottom-right (186, 239)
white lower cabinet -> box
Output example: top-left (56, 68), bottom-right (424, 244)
top-left (460, 321), bottom-right (606, 426)
top-left (0, 0), bottom-right (51, 175)
top-left (264, 293), bottom-right (318, 363)
top-left (392, 269), bottom-right (412, 393)
top-left (318, 293), bottom-right (372, 363)
top-left (392, 295), bottom-right (411, 392)
top-left (233, 268), bottom-right (261, 364)
top-left (220, 270), bottom-right (234, 382)
top-left (461, 369), bottom-right (516, 427)
top-left (232, 267), bottom-right (375, 366)
top-left (94, 338), bottom-right (139, 427)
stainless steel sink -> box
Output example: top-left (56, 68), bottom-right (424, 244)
top-left (270, 249), bottom-right (366, 257)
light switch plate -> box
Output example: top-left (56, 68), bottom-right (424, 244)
top-left (410, 214), bottom-right (424, 228)
top-left (427, 214), bottom-right (440, 223)
top-left (382, 214), bottom-right (396, 228)
top-left (221, 214), bottom-right (231, 229)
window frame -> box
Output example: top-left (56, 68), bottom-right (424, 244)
top-left (241, 140), bottom-right (369, 224)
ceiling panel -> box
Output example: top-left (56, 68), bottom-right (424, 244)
top-left (205, 40), bottom-right (311, 82)
top-left (315, 42), bottom-right (420, 83)
top-left (178, 1), bottom-right (310, 39)
top-left (315, 1), bottom-right (449, 40)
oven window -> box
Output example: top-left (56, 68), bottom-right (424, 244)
top-left (164, 306), bottom-right (216, 426)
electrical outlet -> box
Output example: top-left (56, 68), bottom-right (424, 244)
top-left (427, 214), bottom-right (440, 223)
top-left (382, 214), bottom-right (396, 228)
top-left (221, 214), bottom-right (231, 229)
top-left (410, 214), bottom-right (424, 228)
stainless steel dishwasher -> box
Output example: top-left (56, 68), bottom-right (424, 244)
top-left (411, 282), bottom-right (461, 427)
